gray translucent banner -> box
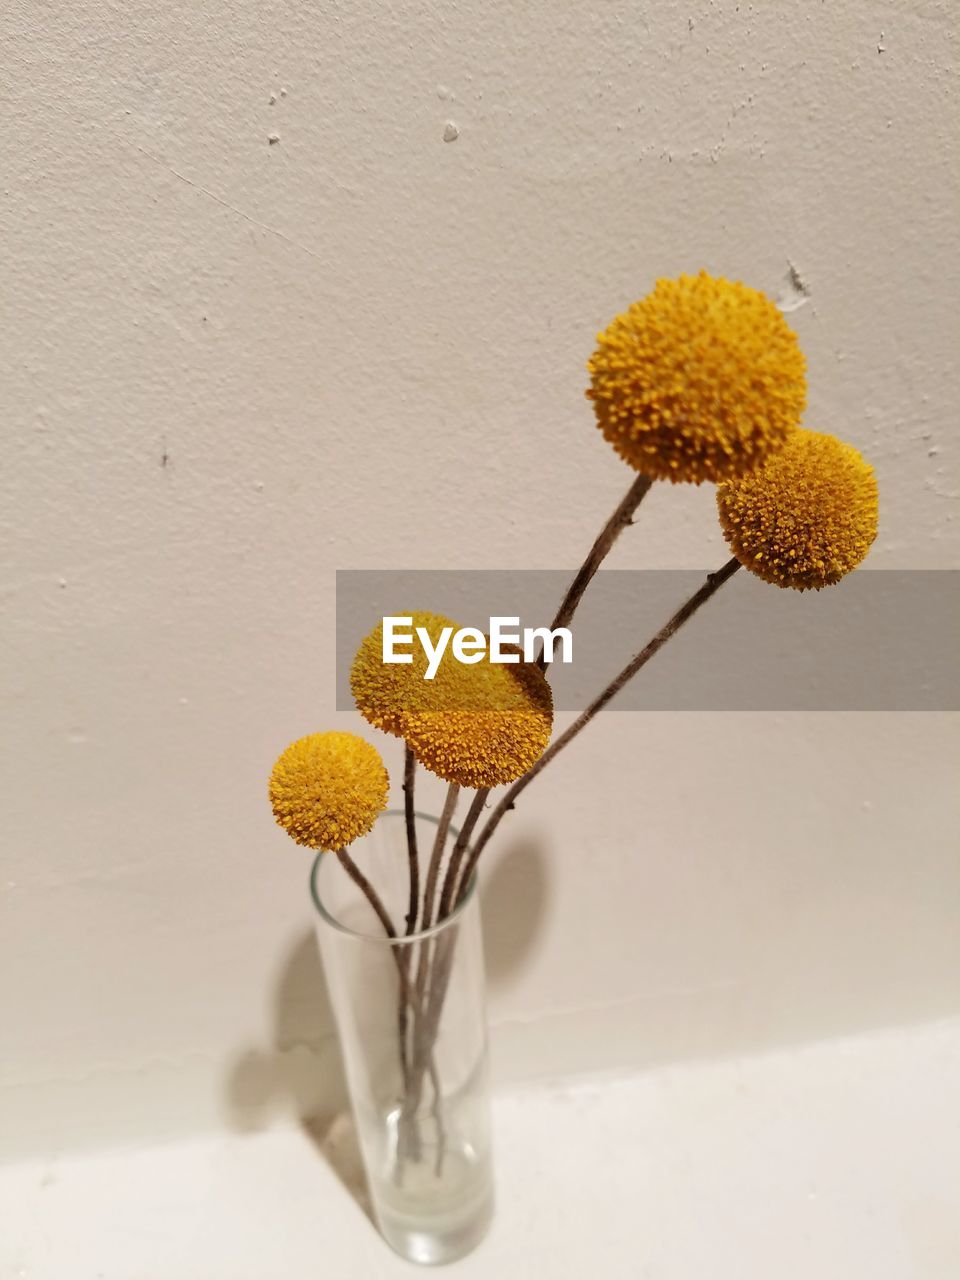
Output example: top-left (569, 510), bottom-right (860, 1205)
top-left (336, 570), bottom-right (959, 711)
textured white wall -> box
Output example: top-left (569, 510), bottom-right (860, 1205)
top-left (2, 1), bottom-right (958, 1158)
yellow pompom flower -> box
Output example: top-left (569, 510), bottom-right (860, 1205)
top-left (269, 731), bottom-right (388, 851)
top-left (403, 654), bottom-right (554, 788)
top-left (587, 271), bottom-right (807, 483)
top-left (351, 611), bottom-right (459, 736)
top-left (351, 614), bottom-right (553, 787)
top-left (716, 430), bottom-right (879, 590)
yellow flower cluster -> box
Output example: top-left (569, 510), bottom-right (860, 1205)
top-left (269, 732), bottom-right (388, 851)
top-left (716, 431), bottom-right (879, 589)
top-left (352, 618), bottom-right (553, 787)
top-left (267, 269), bottom-right (881, 864)
top-left (587, 272), bottom-right (806, 483)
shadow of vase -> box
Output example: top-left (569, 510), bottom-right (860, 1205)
top-left (223, 929), bottom-right (371, 1214)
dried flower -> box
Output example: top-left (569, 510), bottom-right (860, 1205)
top-left (716, 430), bottom-right (879, 589)
top-left (269, 731), bottom-right (388, 850)
top-left (351, 613), bottom-right (553, 787)
top-left (350, 611), bottom-right (459, 736)
top-left (587, 271), bottom-right (806, 483)
top-left (403, 652), bottom-right (554, 788)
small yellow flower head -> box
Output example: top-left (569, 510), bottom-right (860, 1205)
top-left (268, 732), bottom-right (388, 851)
top-left (716, 430), bottom-right (879, 590)
top-left (404, 654), bottom-right (554, 789)
top-left (351, 611), bottom-right (459, 736)
top-left (587, 271), bottom-right (807, 483)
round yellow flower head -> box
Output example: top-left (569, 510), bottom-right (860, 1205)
top-left (587, 271), bottom-right (807, 483)
top-left (351, 613), bottom-right (553, 787)
top-left (269, 731), bottom-right (388, 851)
top-left (351, 611), bottom-right (460, 736)
top-left (716, 430), bottom-right (879, 590)
top-left (403, 650), bottom-right (554, 789)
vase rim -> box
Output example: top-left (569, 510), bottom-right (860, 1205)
top-left (309, 809), bottom-right (477, 945)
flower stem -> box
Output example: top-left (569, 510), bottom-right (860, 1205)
top-left (331, 847), bottom-right (429, 1019)
top-left (457, 557), bottom-right (742, 902)
top-left (409, 782), bottom-right (460, 1094)
top-left (420, 782), bottom-right (460, 932)
top-left (537, 472), bottom-right (653, 671)
top-left (402, 783), bottom-right (460, 1164)
top-left (335, 847), bottom-right (397, 939)
top-left (419, 473), bottom-right (653, 999)
top-left (438, 789), bottom-right (488, 921)
top-left (413, 783), bottom-right (460, 1039)
top-left (402, 747), bottom-right (420, 935)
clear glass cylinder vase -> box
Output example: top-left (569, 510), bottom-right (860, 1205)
top-left (311, 811), bottom-right (494, 1265)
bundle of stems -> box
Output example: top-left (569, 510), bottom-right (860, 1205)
top-left (341, 473), bottom-right (743, 1173)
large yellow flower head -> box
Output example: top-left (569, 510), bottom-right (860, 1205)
top-left (587, 271), bottom-right (807, 483)
top-left (403, 651), bottom-right (554, 788)
top-left (351, 614), bottom-right (554, 787)
top-left (269, 731), bottom-right (388, 851)
top-left (716, 430), bottom-right (879, 590)
top-left (350, 611), bottom-right (459, 736)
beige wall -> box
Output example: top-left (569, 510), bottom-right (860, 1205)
top-left (2, 1), bottom-right (958, 1157)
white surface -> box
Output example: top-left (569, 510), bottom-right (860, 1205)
top-left (2, 1), bottom-right (959, 1157)
top-left (3, 1019), bottom-right (959, 1279)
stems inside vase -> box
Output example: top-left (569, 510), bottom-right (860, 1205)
top-left (332, 845), bottom-right (446, 1175)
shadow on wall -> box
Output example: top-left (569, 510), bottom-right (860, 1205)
top-left (478, 834), bottom-right (550, 991)
top-left (223, 833), bottom-right (550, 1211)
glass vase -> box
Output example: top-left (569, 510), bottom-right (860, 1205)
top-left (311, 811), bottom-right (494, 1265)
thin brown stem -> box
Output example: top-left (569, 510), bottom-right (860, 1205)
top-left (402, 747), bottom-right (420, 935)
top-left (412, 782), bottom-right (460, 1038)
top-left (401, 783), bottom-right (460, 1161)
top-left (403, 924), bottom-right (459, 1140)
top-left (437, 788), bottom-right (488, 922)
top-left (335, 847), bottom-right (397, 939)
top-left (537, 472), bottom-right (653, 672)
top-left (429, 1059), bottom-right (446, 1177)
top-left (398, 749), bottom-right (420, 1147)
top-left (420, 782), bottom-right (460, 933)
top-left (332, 848), bottom-right (429, 1021)
top-left (458, 558), bottom-right (742, 901)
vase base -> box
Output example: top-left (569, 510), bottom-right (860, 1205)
top-left (379, 1190), bottom-right (493, 1266)
top-left (373, 1136), bottom-right (494, 1265)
